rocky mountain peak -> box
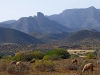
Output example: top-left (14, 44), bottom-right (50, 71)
top-left (37, 12), bottom-right (44, 17)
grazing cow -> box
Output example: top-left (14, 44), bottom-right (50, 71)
top-left (29, 59), bottom-right (35, 64)
top-left (10, 60), bottom-right (16, 65)
top-left (96, 60), bottom-right (100, 65)
top-left (72, 59), bottom-right (77, 65)
top-left (82, 63), bottom-right (94, 73)
top-left (16, 61), bottom-right (22, 66)
top-left (93, 57), bottom-right (96, 59)
top-left (84, 60), bottom-right (87, 63)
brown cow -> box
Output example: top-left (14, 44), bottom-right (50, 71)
top-left (72, 59), bottom-right (77, 65)
top-left (29, 59), bottom-right (36, 65)
top-left (10, 60), bottom-right (17, 65)
top-left (16, 61), bottom-right (22, 66)
top-left (82, 63), bottom-right (94, 73)
top-left (84, 60), bottom-right (87, 63)
top-left (96, 60), bottom-right (100, 66)
top-left (29, 59), bottom-right (35, 63)
top-left (93, 57), bottom-right (96, 59)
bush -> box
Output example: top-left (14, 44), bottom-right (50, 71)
top-left (12, 51), bottom-right (44, 61)
top-left (7, 63), bottom-right (30, 75)
top-left (7, 65), bottom-right (16, 74)
top-left (0, 60), bottom-right (8, 71)
top-left (12, 52), bottom-right (25, 61)
top-left (43, 54), bottom-right (61, 60)
top-left (45, 48), bottom-right (70, 59)
top-left (33, 51), bottom-right (44, 59)
top-left (86, 53), bottom-right (95, 59)
top-left (0, 59), bottom-right (10, 72)
top-left (34, 60), bottom-right (55, 72)
top-left (24, 51), bottom-right (35, 61)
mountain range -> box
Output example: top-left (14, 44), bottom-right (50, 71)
top-left (0, 6), bottom-right (100, 44)
top-left (1, 6), bottom-right (100, 33)
top-left (48, 6), bottom-right (100, 31)
top-left (0, 12), bottom-right (70, 34)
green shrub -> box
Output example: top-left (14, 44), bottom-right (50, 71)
top-left (45, 48), bottom-right (70, 59)
top-left (12, 52), bottom-right (25, 61)
top-left (24, 51), bottom-right (35, 61)
top-left (33, 51), bottom-right (44, 59)
top-left (34, 60), bottom-right (55, 72)
top-left (12, 51), bottom-right (44, 61)
top-left (86, 53), bottom-right (95, 59)
top-left (43, 54), bottom-right (61, 60)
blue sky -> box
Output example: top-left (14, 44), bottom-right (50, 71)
top-left (0, 0), bottom-right (100, 22)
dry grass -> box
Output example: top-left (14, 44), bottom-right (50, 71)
top-left (67, 49), bottom-right (95, 54)
top-left (0, 57), bottom-right (100, 75)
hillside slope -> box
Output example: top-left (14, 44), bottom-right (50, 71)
top-left (58, 30), bottom-right (100, 45)
top-left (0, 27), bottom-right (44, 44)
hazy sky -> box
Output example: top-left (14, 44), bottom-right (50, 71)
top-left (0, 0), bottom-right (100, 22)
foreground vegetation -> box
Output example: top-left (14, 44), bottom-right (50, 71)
top-left (0, 57), bottom-right (100, 75)
top-left (0, 48), bottom-right (99, 75)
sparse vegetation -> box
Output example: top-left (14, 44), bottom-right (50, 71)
top-left (71, 54), bottom-right (79, 58)
top-left (34, 60), bottom-right (55, 72)
top-left (64, 64), bottom-right (79, 70)
top-left (0, 44), bottom-right (99, 75)
top-left (7, 63), bottom-right (29, 75)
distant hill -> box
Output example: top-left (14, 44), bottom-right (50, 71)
top-left (30, 32), bottom-right (70, 43)
top-left (0, 23), bottom-right (11, 28)
top-left (8, 12), bottom-right (70, 33)
top-left (0, 20), bottom-right (16, 28)
top-left (58, 30), bottom-right (100, 45)
top-left (0, 27), bottom-right (44, 44)
top-left (48, 6), bottom-right (100, 31)
top-left (1, 20), bottom-right (16, 24)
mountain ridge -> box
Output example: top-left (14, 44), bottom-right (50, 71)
top-left (9, 12), bottom-right (71, 33)
top-left (47, 6), bottom-right (100, 31)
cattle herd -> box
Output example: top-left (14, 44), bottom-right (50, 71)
top-left (71, 58), bottom-right (100, 74)
top-left (10, 59), bottom-right (36, 66)
top-left (71, 59), bottom-right (94, 73)
top-left (9, 57), bottom-right (100, 74)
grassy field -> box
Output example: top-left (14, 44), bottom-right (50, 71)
top-left (0, 57), bottom-right (100, 75)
